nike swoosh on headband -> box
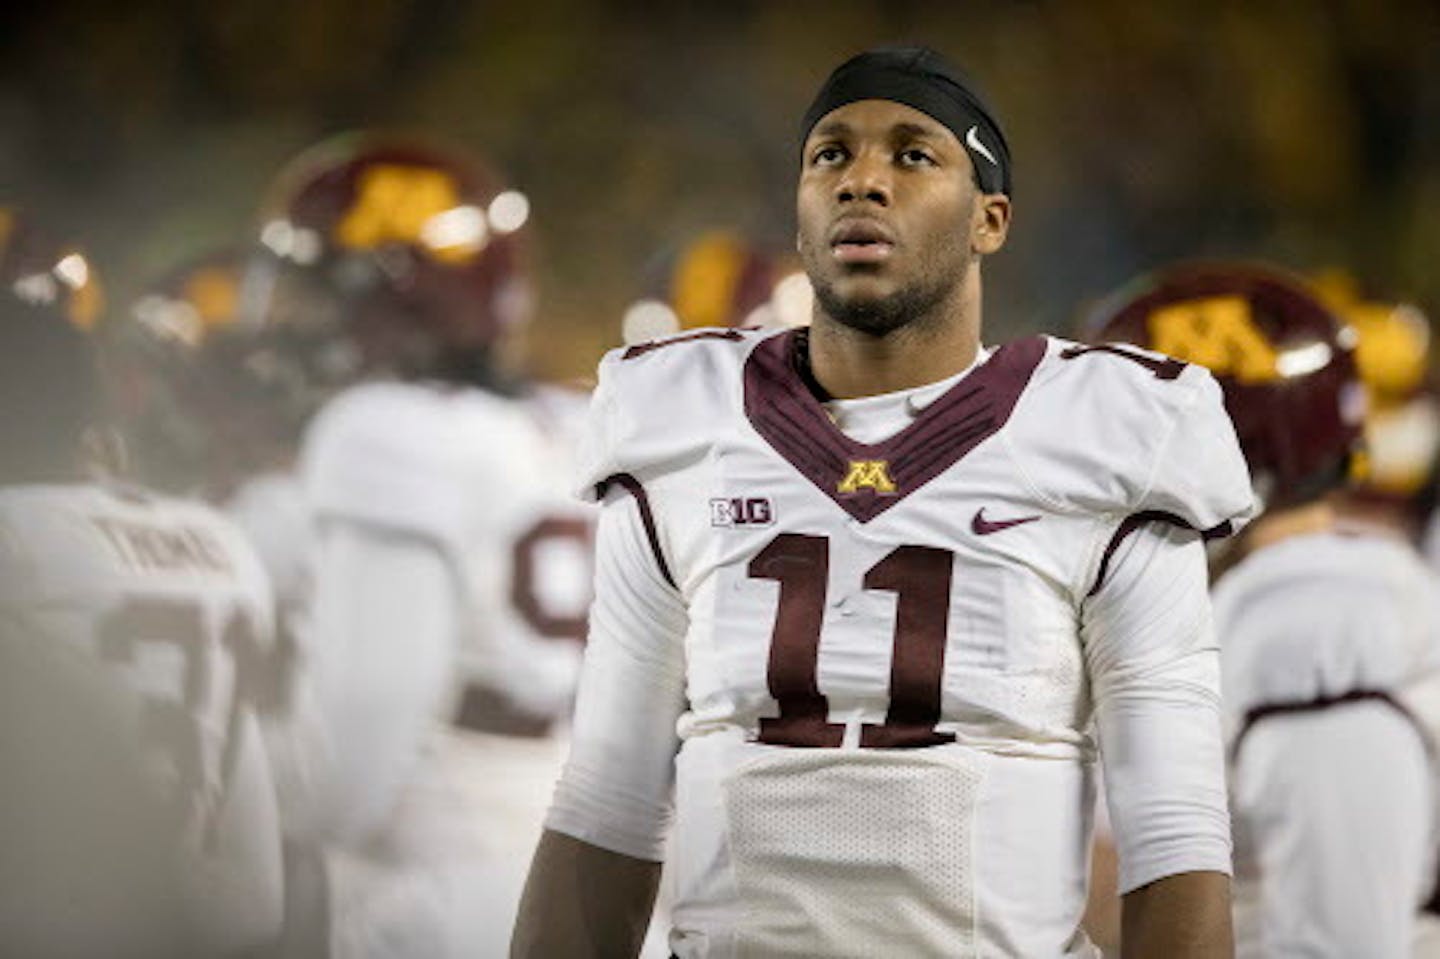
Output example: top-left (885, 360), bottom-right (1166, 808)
top-left (965, 125), bottom-right (998, 166)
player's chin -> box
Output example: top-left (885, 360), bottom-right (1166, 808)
top-left (827, 267), bottom-right (898, 303)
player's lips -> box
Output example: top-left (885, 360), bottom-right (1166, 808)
top-left (830, 219), bottom-right (895, 264)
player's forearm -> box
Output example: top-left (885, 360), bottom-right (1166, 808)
top-left (1120, 870), bottom-right (1232, 958)
top-left (511, 829), bottom-right (661, 959)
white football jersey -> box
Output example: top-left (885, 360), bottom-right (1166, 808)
top-left (300, 379), bottom-right (595, 957)
top-left (304, 380), bottom-right (593, 720)
top-left (1217, 530), bottom-right (1440, 958)
top-left (0, 483), bottom-right (284, 954)
top-left (549, 327), bottom-right (1255, 958)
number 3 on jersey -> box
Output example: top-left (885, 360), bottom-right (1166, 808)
top-left (99, 598), bottom-right (269, 849)
top-left (750, 533), bottom-right (956, 749)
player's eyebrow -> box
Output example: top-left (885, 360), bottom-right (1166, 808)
top-left (890, 121), bottom-right (945, 141)
top-left (809, 121), bottom-right (852, 141)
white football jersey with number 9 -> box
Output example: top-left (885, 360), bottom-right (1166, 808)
top-left (0, 483), bottom-right (284, 954)
top-left (303, 380), bottom-right (595, 722)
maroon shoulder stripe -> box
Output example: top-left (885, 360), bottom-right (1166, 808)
top-left (594, 473), bottom-right (676, 589)
top-left (1086, 509), bottom-right (1235, 598)
top-left (1059, 344), bottom-right (1186, 381)
top-left (622, 329), bottom-right (747, 360)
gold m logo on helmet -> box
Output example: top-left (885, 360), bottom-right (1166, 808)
top-left (1147, 295), bottom-right (1279, 383)
top-left (837, 460), bottom-right (897, 494)
top-left (335, 164), bottom-right (478, 264)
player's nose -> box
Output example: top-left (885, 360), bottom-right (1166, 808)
top-left (835, 150), bottom-right (891, 207)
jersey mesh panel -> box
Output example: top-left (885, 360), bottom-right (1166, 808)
top-left (724, 748), bottom-right (982, 957)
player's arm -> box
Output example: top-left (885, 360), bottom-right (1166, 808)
top-left (305, 520), bottom-right (457, 842)
top-left (512, 485), bottom-right (687, 959)
top-left (1121, 871), bottom-right (1231, 958)
top-left (513, 831), bottom-right (661, 958)
top-left (1083, 521), bottom-right (1233, 958)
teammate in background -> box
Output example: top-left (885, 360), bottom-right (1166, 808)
top-left (248, 133), bottom-right (596, 957)
top-left (516, 46), bottom-right (1250, 957)
top-left (1086, 262), bottom-right (1440, 958)
top-left (0, 213), bottom-right (286, 956)
top-left (1311, 272), bottom-right (1440, 547)
top-left (619, 230), bottom-right (813, 345)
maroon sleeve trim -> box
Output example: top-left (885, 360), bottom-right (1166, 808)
top-left (594, 473), bottom-right (677, 590)
top-left (1230, 689), bottom-right (1433, 764)
top-left (1086, 510), bottom-right (1234, 599)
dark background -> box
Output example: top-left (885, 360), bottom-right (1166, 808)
top-left (4, 0), bottom-right (1438, 379)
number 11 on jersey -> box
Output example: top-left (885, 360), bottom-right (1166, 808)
top-left (749, 533), bottom-right (957, 749)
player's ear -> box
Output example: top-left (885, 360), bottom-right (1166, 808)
top-left (971, 193), bottom-right (1010, 256)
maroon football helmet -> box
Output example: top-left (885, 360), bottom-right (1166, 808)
top-left (245, 131), bottom-right (532, 388)
top-left (1083, 261), bottom-right (1365, 510)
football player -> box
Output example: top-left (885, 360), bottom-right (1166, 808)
top-left (1087, 262), bottom-right (1440, 957)
top-left (1311, 272), bottom-right (1440, 534)
top-left (248, 133), bottom-right (596, 957)
top-left (515, 47), bottom-right (1252, 957)
top-left (0, 212), bottom-right (286, 956)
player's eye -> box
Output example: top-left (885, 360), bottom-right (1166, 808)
top-left (898, 148), bottom-right (936, 168)
top-left (811, 145), bottom-right (847, 167)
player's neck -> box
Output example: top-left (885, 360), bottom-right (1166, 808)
top-left (806, 274), bottom-right (982, 400)
top-left (1243, 499), bottom-right (1336, 555)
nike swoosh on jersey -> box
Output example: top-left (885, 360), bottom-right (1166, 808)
top-left (971, 508), bottom-right (1041, 535)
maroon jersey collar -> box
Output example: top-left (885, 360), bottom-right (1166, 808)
top-left (743, 330), bottom-right (1047, 522)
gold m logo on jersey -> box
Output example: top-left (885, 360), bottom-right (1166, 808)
top-left (1147, 295), bottom-right (1279, 383)
top-left (335, 165), bottom-right (478, 264)
top-left (837, 460), bottom-right (897, 494)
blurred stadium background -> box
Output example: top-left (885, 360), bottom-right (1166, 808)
top-left (4, 0), bottom-right (1439, 377)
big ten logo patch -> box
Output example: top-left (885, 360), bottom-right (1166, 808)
top-left (711, 496), bottom-right (775, 528)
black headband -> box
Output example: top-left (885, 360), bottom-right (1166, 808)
top-left (800, 46), bottom-right (1012, 197)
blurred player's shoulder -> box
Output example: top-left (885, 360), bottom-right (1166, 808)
top-left (1216, 526), bottom-right (1436, 625)
top-left (301, 379), bottom-right (553, 545)
top-left (1216, 527), bottom-right (1440, 722)
top-left (0, 481), bottom-right (268, 597)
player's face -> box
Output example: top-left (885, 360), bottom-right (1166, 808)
top-left (797, 99), bottom-right (978, 336)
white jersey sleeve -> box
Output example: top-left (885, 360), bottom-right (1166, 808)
top-left (305, 521), bottom-right (457, 843)
top-left (1021, 343), bottom-right (1252, 892)
top-left (1082, 520), bottom-right (1231, 894)
top-left (545, 480), bottom-right (688, 860)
